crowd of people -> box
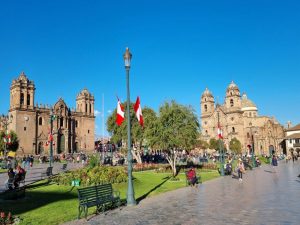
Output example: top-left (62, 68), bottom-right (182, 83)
top-left (1, 146), bottom-right (297, 192)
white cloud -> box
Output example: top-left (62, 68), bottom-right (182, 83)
top-left (94, 109), bottom-right (101, 117)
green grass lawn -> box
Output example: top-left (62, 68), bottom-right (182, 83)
top-left (0, 169), bottom-right (219, 225)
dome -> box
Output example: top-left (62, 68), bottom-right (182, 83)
top-left (241, 93), bottom-right (257, 110)
top-left (201, 88), bottom-right (213, 98)
top-left (79, 88), bottom-right (91, 96)
top-left (77, 88), bottom-right (94, 100)
top-left (227, 81), bottom-right (239, 91)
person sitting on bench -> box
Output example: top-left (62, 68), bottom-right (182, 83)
top-left (14, 165), bottom-right (26, 188)
top-left (187, 167), bottom-right (198, 187)
top-left (225, 161), bottom-right (232, 175)
top-left (6, 168), bottom-right (15, 190)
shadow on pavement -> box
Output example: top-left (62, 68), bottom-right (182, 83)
top-left (231, 174), bottom-right (239, 179)
top-left (264, 170), bottom-right (275, 174)
top-left (136, 176), bottom-right (170, 203)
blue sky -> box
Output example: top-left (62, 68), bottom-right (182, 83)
top-left (1, 0), bottom-right (300, 137)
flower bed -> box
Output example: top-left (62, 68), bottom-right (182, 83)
top-left (133, 163), bottom-right (170, 172)
top-left (0, 211), bottom-right (18, 225)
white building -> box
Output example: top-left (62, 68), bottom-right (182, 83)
top-left (285, 123), bottom-right (300, 156)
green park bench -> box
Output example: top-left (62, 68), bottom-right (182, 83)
top-left (77, 183), bottom-right (121, 219)
top-left (2, 172), bottom-right (27, 200)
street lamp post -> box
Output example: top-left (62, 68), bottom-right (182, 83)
top-left (124, 47), bottom-right (136, 206)
top-left (249, 122), bottom-right (256, 168)
top-left (216, 108), bottom-right (224, 176)
top-left (49, 108), bottom-right (55, 168)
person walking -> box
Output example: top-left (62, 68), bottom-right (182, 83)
top-left (237, 158), bottom-right (245, 182)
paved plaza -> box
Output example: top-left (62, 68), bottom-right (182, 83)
top-left (0, 162), bottom-right (83, 193)
top-left (65, 162), bottom-right (300, 225)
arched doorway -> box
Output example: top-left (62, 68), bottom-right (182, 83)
top-left (57, 134), bottom-right (65, 154)
top-left (269, 145), bottom-right (275, 156)
top-left (37, 142), bottom-right (44, 155)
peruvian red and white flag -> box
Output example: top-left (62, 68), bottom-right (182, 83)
top-left (7, 135), bottom-right (11, 144)
top-left (116, 97), bottom-right (125, 126)
top-left (134, 96), bottom-right (144, 127)
top-left (217, 123), bottom-right (223, 139)
top-left (48, 128), bottom-right (53, 142)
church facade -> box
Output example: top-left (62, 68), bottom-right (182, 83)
top-left (6, 72), bottom-right (95, 155)
top-left (200, 81), bottom-right (285, 155)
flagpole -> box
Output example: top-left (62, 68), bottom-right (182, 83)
top-left (102, 94), bottom-right (105, 164)
top-left (217, 106), bottom-right (225, 176)
top-left (102, 94), bottom-right (105, 142)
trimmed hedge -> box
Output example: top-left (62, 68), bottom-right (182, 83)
top-left (52, 166), bottom-right (127, 186)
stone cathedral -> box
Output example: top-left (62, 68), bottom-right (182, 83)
top-left (7, 72), bottom-right (95, 155)
top-left (200, 81), bottom-right (285, 155)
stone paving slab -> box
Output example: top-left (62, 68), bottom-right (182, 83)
top-left (64, 162), bottom-right (300, 225)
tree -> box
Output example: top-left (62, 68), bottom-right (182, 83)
top-left (106, 102), bottom-right (157, 163)
top-left (229, 137), bottom-right (242, 155)
top-left (148, 101), bottom-right (200, 177)
top-left (195, 139), bottom-right (209, 150)
top-left (0, 130), bottom-right (19, 154)
top-left (209, 138), bottom-right (219, 150)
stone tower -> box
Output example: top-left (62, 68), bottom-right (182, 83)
top-left (76, 88), bottom-right (95, 116)
top-left (201, 88), bottom-right (215, 116)
top-left (225, 81), bottom-right (241, 111)
top-left (201, 88), bottom-right (215, 137)
top-left (10, 72), bottom-right (35, 110)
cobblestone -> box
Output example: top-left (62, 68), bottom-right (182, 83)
top-left (65, 162), bottom-right (300, 225)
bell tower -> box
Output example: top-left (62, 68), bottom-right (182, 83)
top-left (225, 81), bottom-right (241, 111)
top-left (201, 88), bottom-right (215, 116)
top-left (10, 72), bottom-right (35, 110)
top-left (76, 88), bottom-right (95, 116)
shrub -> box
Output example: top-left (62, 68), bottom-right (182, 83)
top-left (52, 166), bottom-right (127, 186)
top-left (88, 155), bottom-right (100, 169)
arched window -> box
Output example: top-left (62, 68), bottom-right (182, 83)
top-left (85, 104), bottom-right (87, 112)
top-left (20, 93), bottom-right (24, 105)
top-left (27, 94), bottom-right (30, 106)
top-left (39, 117), bottom-right (43, 126)
top-left (75, 120), bottom-right (78, 128)
top-left (204, 104), bottom-right (208, 112)
top-left (205, 98), bottom-right (207, 102)
top-left (247, 132), bottom-right (250, 138)
top-left (230, 99), bottom-right (234, 107)
top-left (249, 112), bottom-right (252, 117)
top-left (232, 127), bottom-right (235, 133)
top-left (205, 130), bottom-right (208, 135)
